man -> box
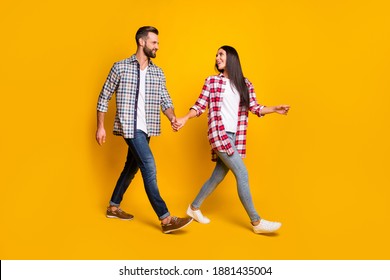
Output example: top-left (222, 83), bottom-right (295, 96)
top-left (96, 26), bottom-right (192, 233)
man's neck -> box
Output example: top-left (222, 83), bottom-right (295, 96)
top-left (135, 50), bottom-right (150, 70)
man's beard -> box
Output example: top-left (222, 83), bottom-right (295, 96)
top-left (143, 46), bottom-right (156, 58)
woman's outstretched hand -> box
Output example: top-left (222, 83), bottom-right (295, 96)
top-left (273, 105), bottom-right (290, 115)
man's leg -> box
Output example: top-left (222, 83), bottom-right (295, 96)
top-left (126, 130), bottom-right (192, 233)
top-left (126, 131), bottom-right (169, 219)
top-left (106, 139), bottom-right (139, 220)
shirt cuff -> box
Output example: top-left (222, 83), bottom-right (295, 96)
top-left (259, 105), bottom-right (265, 117)
top-left (190, 106), bottom-right (201, 117)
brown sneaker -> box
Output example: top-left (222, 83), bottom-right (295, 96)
top-left (106, 206), bottom-right (134, 220)
top-left (161, 216), bottom-right (193, 234)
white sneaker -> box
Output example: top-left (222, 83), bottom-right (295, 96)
top-left (253, 219), bottom-right (282, 233)
top-left (186, 205), bottom-right (210, 224)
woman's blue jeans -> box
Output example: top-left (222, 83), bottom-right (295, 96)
top-left (192, 132), bottom-right (260, 223)
top-left (110, 130), bottom-right (170, 220)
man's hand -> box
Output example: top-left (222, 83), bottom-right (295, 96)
top-left (96, 127), bottom-right (106, 145)
top-left (172, 117), bottom-right (187, 132)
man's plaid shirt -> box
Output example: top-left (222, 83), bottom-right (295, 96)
top-left (97, 55), bottom-right (173, 139)
top-left (191, 74), bottom-right (264, 161)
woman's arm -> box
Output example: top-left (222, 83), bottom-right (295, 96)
top-left (172, 108), bottom-right (198, 131)
top-left (172, 77), bottom-right (212, 131)
top-left (260, 105), bottom-right (290, 115)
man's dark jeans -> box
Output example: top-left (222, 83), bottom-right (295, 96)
top-left (110, 130), bottom-right (170, 220)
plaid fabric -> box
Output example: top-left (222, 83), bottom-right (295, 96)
top-left (97, 55), bottom-right (173, 138)
top-left (191, 74), bottom-right (264, 161)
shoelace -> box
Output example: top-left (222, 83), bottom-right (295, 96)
top-left (109, 207), bottom-right (123, 213)
top-left (162, 216), bottom-right (177, 226)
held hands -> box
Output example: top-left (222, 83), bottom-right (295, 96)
top-left (171, 109), bottom-right (197, 132)
top-left (171, 116), bottom-right (188, 132)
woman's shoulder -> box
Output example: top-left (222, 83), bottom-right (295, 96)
top-left (204, 74), bottom-right (224, 82)
top-left (244, 76), bottom-right (253, 83)
top-left (244, 77), bottom-right (254, 87)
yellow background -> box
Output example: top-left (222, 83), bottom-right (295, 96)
top-left (1, 0), bottom-right (389, 260)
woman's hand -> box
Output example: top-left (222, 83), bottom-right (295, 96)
top-left (273, 105), bottom-right (290, 115)
top-left (172, 116), bottom-right (188, 131)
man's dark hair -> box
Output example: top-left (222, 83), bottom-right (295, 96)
top-left (216, 45), bottom-right (250, 109)
top-left (135, 26), bottom-right (159, 45)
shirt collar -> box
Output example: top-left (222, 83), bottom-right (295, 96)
top-left (129, 54), bottom-right (155, 67)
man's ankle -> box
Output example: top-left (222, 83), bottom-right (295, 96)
top-left (161, 216), bottom-right (171, 225)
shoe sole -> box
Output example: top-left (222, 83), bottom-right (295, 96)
top-left (253, 225), bottom-right (282, 234)
top-left (162, 218), bottom-right (193, 234)
top-left (186, 209), bottom-right (210, 224)
top-left (106, 215), bottom-right (134, 221)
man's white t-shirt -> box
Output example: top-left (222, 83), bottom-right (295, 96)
top-left (137, 67), bottom-right (148, 134)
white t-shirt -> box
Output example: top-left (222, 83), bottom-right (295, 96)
top-left (137, 67), bottom-right (148, 134)
top-left (221, 79), bottom-right (240, 133)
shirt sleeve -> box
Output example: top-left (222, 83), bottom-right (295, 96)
top-left (159, 69), bottom-right (174, 112)
top-left (191, 77), bottom-right (211, 116)
top-left (246, 78), bottom-right (264, 117)
top-left (97, 63), bottom-right (120, 112)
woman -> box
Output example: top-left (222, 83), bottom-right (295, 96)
top-left (174, 46), bottom-right (290, 234)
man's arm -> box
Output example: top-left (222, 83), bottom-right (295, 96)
top-left (172, 108), bottom-right (198, 131)
top-left (163, 107), bottom-right (176, 124)
top-left (96, 111), bottom-right (106, 145)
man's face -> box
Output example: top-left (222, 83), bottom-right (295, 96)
top-left (142, 32), bottom-right (159, 58)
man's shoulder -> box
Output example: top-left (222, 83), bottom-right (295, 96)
top-left (109, 56), bottom-right (137, 75)
top-left (149, 60), bottom-right (163, 70)
top-left (148, 62), bottom-right (165, 77)
top-left (114, 55), bottom-right (136, 66)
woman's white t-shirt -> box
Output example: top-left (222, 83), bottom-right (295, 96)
top-left (221, 79), bottom-right (240, 133)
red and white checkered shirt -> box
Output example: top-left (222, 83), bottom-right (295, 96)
top-left (191, 74), bottom-right (264, 161)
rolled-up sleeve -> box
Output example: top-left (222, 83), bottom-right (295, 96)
top-left (158, 70), bottom-right (174, 112)
top-left (246, 79), bottom-right (264, 117)
top-left (97, 64), bottom-right (120, 112)
top-left (191, 77), bottom-right (211, 116)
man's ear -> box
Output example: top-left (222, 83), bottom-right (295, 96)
top-left (138, 38), bottom-right (145, 47)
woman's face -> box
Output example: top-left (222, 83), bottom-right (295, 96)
top-left (216, 48), bottom-right (227, 71)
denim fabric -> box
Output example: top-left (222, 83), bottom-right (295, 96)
top-left (192, 132), bottom-right (260, 222)
top-left (110, 130), bottom-right (170, 220)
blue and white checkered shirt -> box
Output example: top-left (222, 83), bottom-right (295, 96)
top-left (97, 55), bottom-right (174, 138)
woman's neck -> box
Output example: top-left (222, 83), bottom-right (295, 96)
top-left (222, 71), bottom-right (229, 79)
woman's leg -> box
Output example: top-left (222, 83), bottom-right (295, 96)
top-left (191, 158), bottom-right (229, 209)
top-left (215, 133), bottom-right (261, 223)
